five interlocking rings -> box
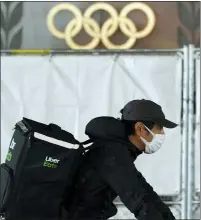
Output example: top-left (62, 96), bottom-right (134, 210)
top-left (47, 2), bottom-right (156, 50)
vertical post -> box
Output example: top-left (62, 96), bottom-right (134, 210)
top-left (181, 46), bottom-right (189, 219)
top-left (74, 71), bottom-right (80, 141)
top-left (187, 44), bottom-right (195, 219)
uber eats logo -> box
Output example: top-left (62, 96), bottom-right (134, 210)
top-left (43, 156), bottom-right (60, 168)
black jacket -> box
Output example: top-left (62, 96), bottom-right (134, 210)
top-left (66, 117), bottom-right (176, 220)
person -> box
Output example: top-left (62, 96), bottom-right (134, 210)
top-left (65, 99), bottom-right (177, 220)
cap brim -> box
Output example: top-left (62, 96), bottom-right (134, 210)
top-left (158, 119), bottom-right (178, 129)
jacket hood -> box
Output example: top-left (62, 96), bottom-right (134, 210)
top-left (85, 116), bottom-right (142, 159)
top-left (85, 116), bottom-right (126, 141)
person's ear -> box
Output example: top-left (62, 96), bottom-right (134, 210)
top-left (135, 122), bottom-right (144, 136)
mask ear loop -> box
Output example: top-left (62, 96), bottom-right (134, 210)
top-left (140, 125), bottom-right (153, 145)
top-left (144, 125), bottom-right (155, 136)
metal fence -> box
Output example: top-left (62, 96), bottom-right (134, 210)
top-left (188, 45), bottom-right (200, 219)
top-left (0, 45), bottom-right (200, 219)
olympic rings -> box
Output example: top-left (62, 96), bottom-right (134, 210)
top-left (47, 2), bottom-right (156, 49)
top-left (119, 2), bottom-right (156, 39)
top-left (101, 17), bottom-right (137, 49)
top-left (47, 3), bottom-right (82, 39)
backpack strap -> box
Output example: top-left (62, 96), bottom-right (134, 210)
top-left (81, 138), bottom-right (117, 151)
top-left (80, 139), bottom-right (96, 151)
top-left (81, 139), bottom-right (93, 146)
top-left (81, 139), bottom-right (105, 151)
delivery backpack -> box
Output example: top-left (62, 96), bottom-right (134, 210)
top-left (0, 117), bottom-right (93, 220)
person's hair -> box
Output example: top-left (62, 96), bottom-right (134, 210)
top-left (121, 120), bottom-right (155, 136)
top-left (118, 110), bottom-right (155, 135)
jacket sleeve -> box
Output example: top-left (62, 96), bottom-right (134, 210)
top-left (97, 143), bottom-right (175, 220)
top-left (135, 170), bottom-right (176, 220)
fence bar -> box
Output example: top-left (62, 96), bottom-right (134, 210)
top-left (192, 201), bottom-right (201, 204)
top-left (181, 46), bottom-right (189, 219)
top-left (187, 45), bottom-right (196, 219)
top-left (115, 201), bottom-right (182, 205)
top-left (0, 48), bottom-right (182, 55)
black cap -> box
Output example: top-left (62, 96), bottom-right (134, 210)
top-left (121, 99), bottom-right (178, 129)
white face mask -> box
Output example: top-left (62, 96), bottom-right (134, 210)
top-left (140, 125), bottom-right (165, 154)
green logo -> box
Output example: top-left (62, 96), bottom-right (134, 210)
top-left (43, 162), bottom-right (57, 168)
top-left (43, 156), bottom-right (60, 168)
top-left (6, 151), bottom-right (12, 161)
